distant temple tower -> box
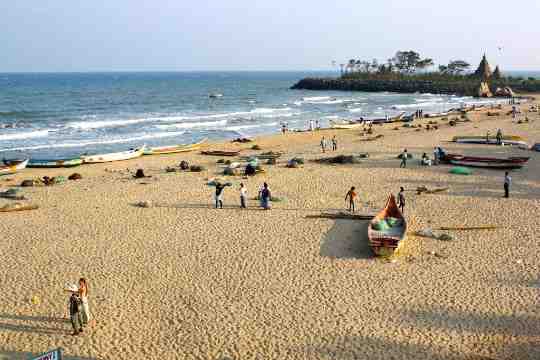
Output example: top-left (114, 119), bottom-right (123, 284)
top-left (474, 54), bottom-right (492, 80)
top-left (492, 65), bottom-right (502, 80)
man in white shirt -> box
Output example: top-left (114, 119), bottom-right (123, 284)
top-left (240, 183), bottom-right (248, 208)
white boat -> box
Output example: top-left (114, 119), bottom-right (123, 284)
top-left (329, 120), bottom-right (364, 130)
top-left (452, 135), bottom-right (528, 147)
top-left (0, 159), bottom-right (29, 176)
top-left (209, 93), bottom-right (223, 98)
top-left (81, 145), bottom-right (146, 164)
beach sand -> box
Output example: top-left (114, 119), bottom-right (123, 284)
top-left (0, 99), bottom-right (539, 360)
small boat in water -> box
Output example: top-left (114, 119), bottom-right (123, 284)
top-left (453, 135), bottom-right (528, 147)
top-left (209, 93), bottom-right (223, 99)
top-left (81, 145), bottom-right (145, 164)
top-left (27, 157), bottom-right (83, 168)
top-left (0, 159), bottom-right (29, 176)
top-left (444, 154), bottom-right (530, 169)
top-left (368, 194), bottom-right (407, 257)
top-left (143, 138), bottom-right (207, 155)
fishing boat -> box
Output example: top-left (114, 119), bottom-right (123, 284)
top-left (209, 93), bottom-right (223, 99)
top-left (364, 112), bottom-right (406, 124)
top-left (444, 154), bottom-right (530, 169)
top-left (0, 159), bottom-right (29, 176)
top-left (532, 143), bottom-right (540, 152)
top-left (27, 157), bottom-right (83, 168)
top-left (143, 138), bottom-right (207, 155)
top-left (201, 150), bottom-right (241, 157)
top-left (329, 120), bottom-right (364, 130)
top-left (81, 145), bottom-right (145, 164)
top-left (452, 135), bottom-right (528, 147)
top-left (368, 194), bottom-right (407, 257)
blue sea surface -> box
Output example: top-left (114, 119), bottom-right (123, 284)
top-left (0, 71), bottom-right (510, 159)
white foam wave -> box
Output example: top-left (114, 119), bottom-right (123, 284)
top-left (301, 96), bottom-right (332, 101)
top-left (155, 120), bottom-right (227, 130)
top-left (225, 122), bottom-right (278, 131)
top-left (349, 108), bottom-right (363, 113)
top-left (0, 130), bottom-right (50, 141)
top-left (0, 131), bottom-right (186, 152)
top-left (68, 118), bottom-right (150, 130)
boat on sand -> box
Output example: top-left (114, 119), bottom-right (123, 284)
top-left (368, 194), bottom-right (407, 257)
top-left (81, 146), bottom-right (145, 164)
top-left (201, 150), bottom-right (241, 157)
top-left (27, 157), bottom-right (83, 168)
top-left (444, 154), bottom-right (530, 169)
top-left (0, 159), bottom-right (29, 176)
top-left (329, 120), bottom-right (364, 130)
top-left (143, 138), bottom-right (207, 155)
top-left (452, 135), bottom-right (528, 147)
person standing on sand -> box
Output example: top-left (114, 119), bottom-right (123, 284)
top-left (504, 172), bottom-right (511, 198)
top-left (496, 129), bottom-right (503, 145)
top-left (239, 183), bottom-right (247, 209)
top-left (433, 147), bottom-right (439, 165)
top-left (316, 120), bottom-right (320, 130)
top-left (260, 182), bottom-right (271, 210)
top-left (309, 120), bottom-right (314, 131)
top-left (214, 183), bottom-right (227, 209)
top-left (67, 285), bottom-right (83, 336)
top-left (332, 135), bottom-right (337, 151)
top-left (78, 278), bottom-right (90, 328)
top-left (345, 186), bottom-right (357, 212)
top-left (320, 136), bottom-right (327, 153)
top-left (400, 149), bottom-right (408, 168)
top-left (398, 187), bottom-right (406, 214)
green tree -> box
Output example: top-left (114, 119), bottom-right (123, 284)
top-left (447, 60), bottom-right (470, 75)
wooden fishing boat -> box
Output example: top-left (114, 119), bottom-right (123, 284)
top-left (364, 112), bottom-right (406, 124)
top-left (81, 145), bottom-right (145, 164)
top-left (201, 150), bottom-right (241, 157)
top-left (0, 159), bottom-right (29, 176)
top-left (452, 135), bottom-right (528, 147)
top-left (27, 157), bottom-right (83, 168)
top-left (329, 120), bottom-right (364, 130)
top-left (143, 138), bottom-right (207, 155)
top-left (368, 194), bottom-right (407, 257)
top-left (444, 154), bottom-right (530, 169)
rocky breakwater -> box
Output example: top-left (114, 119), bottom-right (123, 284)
top-left (291, 77), bottom-right (479, 96)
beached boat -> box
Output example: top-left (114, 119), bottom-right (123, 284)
top-left (444, 154), bottom-right (530, 169)
top-left (532, 143), bottom-right (540, 152)
top-left (143, 138), bottom-right (207, 155)
top-left (0, 159), bottom-right (29, 176)
top-left (364, 112), bottom-right (406, 124)
top-left (329, 120), bottom-right (364, 130)
top-left (27, 157), bottom-right (83, 168)
top-left (368, 194), bottom-right (407, 257)
top-left (201, 150), bottom-right (241, 157)
top-left (81, 146), bottom-right (145, 164)
top-left (452, 135), bottom-right (528, 147)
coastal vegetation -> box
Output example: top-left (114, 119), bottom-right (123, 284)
top-left (293, 52), bottom-right (540, 97)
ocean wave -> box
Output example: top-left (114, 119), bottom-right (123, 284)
top-left (349, 108), bottom-right (363, 113)
top-left (67, 118), bottom-right (151, 130)
top-left (301, 96), bottom-right (333, 101)
top-left (225, 122), bottom-right (278, 131)
top-left (0, 129), bottom-right (51, 141)
top-left (0, 110), bottom-right (41, 118)
top-left (0, 131), bottom-right (186, 152)
top-left (155, 120), bottom-right (228, 130)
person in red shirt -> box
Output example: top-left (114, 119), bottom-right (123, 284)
top-left (345, 186), bottom-right (357, 212)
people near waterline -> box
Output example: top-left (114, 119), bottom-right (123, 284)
top-left (259, 182), bottom-right (271, 210)
top-left (309, 120), bottom-right (314, 131)
top-left (281, 122), bottom-right (287, 134)
top-left (214, 182), bottom-right (227, 209)
top-left (504, 172), bottom-right (511, 198)
top-left (78, 278), bottom-right (90, 328)
top-left (67, 284), bottom-right (83, 336)
top-left (345, 186), bottom-right (357, 212)
top-left (320, 136), bottom-right (327, 153)
top-left (331, 135), bottom-right (337, 151)
top-left (400, 149), bottom-right (408, 168)
top-left (496, 129), bottom-right (503, 145)
top-left (421, 153), bottom-right (432, 166)
top-left (398, 187), bottom-right (406, 214)
top-left (486, 130), bottom-right (491, 143)
top-left (239, 183), bottom-right (248, 209)
top-left (315, 120), bottom-right (320, 130)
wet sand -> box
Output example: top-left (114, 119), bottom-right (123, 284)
top-left (1, 98), bottom-right (539, 360)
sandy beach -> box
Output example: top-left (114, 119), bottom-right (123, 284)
top-left (1, 99), bottom-right (539, 359)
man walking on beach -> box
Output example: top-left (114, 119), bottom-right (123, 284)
top-left (504, 172), bottom-right (511, 198)
top-left (345, 186), bottom-right (357, 212)
top-left (214, 183), bottom-right (227, 209)
top-left (68, 286), bottom-right (83, 336)
top-left (320, 136), bottom-right (327, 153)
top-left (496, 129), bottom-right (503, 145)
top-left (398, 187), bottom-right (406, 214)
top-left (239, 183), bottom-right (247, 209)
top-left (400, 149), bottom-right (408, 168)
top-left (332, 136), bottom-right (337, 151)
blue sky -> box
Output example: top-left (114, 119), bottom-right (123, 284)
top-left (2, 0), bottom-right (539, 72)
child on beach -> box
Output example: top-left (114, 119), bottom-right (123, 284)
top-left (332, 136), bottom-right (337, 151)
top-left (320, 136), bottom-right (326, 153)
top-left (239, 183), bottom-right (247, 209)
top-left (259, 182), bottom-right (271, 210)
top-left (345, 186), bottom-right (357, 212)
top-left (400, 149), bottom-right (408, 168)
top-left (398, 187), bottom-right (406, 214)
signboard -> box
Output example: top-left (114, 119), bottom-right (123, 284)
top-left (30, 348), bottom-right (63, 360)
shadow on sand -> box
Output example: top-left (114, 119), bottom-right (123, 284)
top-left (0, 350), bottom-right (99, 360)
top-left (320, 219), bottom-right (374, 259)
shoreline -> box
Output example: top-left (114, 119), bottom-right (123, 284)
top-left (1, 96), bottom-right (539, 359)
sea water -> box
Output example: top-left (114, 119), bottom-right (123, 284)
top-left (0, 71), bottom-right (506, 159)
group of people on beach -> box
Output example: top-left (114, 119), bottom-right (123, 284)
top-left (320, 136), bottom-right (338, 153)
top-left (65, 278), bottom-right (91, 336)
top-left (345, 186), bottom-right (406, 214)
top-left (214, 182), bottom-right (271, 210)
